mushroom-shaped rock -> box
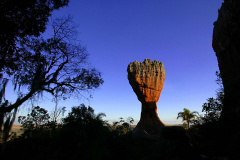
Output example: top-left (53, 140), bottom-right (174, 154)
top-left (127, 59), bottom-right (166, 138)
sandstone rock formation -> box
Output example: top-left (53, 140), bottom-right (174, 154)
top-left (127, 59), bottom-right (165, 138)
top-left (212, 0), bottom-right (240, 126)
top-left (212, 0), bottom-right (240, 156)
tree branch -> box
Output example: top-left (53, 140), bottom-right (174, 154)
top-left (0, 91), bottom-right (35, 113)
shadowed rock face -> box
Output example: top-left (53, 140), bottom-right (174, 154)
top-left (212, 0), bottom-right (240, 124)
top-left (212, 0), bottom-right (240, 155)
top-left (127, 59), bottom-right (165, 138)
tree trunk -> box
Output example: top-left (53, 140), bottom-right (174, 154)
top-left (187, 120), bottom-right (190, 129)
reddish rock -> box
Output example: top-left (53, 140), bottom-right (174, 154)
top-left (127, 59), bottom-right (166, 138)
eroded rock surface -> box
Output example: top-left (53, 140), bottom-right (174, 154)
top-left (127, 59), bottom-right (165, 138)
top-left (128, 59), bottom-right (165, 103)
top-left (212, 0), bottom-right (240, 156)
top-left (212, 0), bottom-right (240, 124)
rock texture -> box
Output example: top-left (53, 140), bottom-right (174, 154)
top-left (212, 0), bottom-right (240, 156)
top-left (127, 59), bottom-right (165, 138)
top-left (212, 0), bottom-right (240, 125)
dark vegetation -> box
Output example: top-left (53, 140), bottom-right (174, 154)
top-left (177, 108), bottom-right (199, 129)
top-left (0, 0), bottom-right (236, 159)
top-left (187, 71), bottom-right (225, 158)
top-left (1, 71), bottom-right (225, 159)
top-left (2, 105), bottom-right (194, 160)
top-left (0, 0), bottom-right (103, 154)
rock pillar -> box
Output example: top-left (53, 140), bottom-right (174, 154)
top-left (127, 59), bottom-right (165, 138)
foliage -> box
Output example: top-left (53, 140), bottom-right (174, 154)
top-left (0, 1), bottom-right (103, 147)
top-left (0, 16), bottom-right (103, 147)
top-left (201, 97), bottom-right (222, 123)
top-left (2, 104), bottom-right (197, 160)
top-left (0, 79), bottom-right (9, 132)
top-left (2, 104), bottom-right (111, 159)
top-left (177, 108), bottom-right (199, 129)
top-left (0, 0), bottom-right (69, 74)
top-left (192, 71), bottom-right (223, 126)
top-left (0, 1), bottom-right (103, 154)
top-left (0, 108), bottom-right (17, 154)
top-left (51, 106), bottom-right (66, 123)
top-left (187, 71), bottom-right (225, 157)
top-left (0, 1), bottom-right (68, 149)
top-left (182, 122), bottom-right (188, 130)
top-left (18, 106), bottom-right (50, 130)
top-left (1, 16), bottom-right (103, 114)
top-left (112, 117), bottom-right (134, 135)
top-left (0, 81), bottom-right (17, 152)
top-left (63, 104), bottom-right (107, 129)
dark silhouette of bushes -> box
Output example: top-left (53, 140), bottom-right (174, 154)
top-left (2, 104), bottom-right (198, 160)
top-left (3, 104), bottom-right (112, 159)
top-left (187, 72), bottom-right (226, 158)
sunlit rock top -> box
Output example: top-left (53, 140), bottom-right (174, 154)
top-left (127, 59), bottom-right (165, 103)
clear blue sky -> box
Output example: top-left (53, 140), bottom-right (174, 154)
top-left (13, 0), bottom-right (224, 125)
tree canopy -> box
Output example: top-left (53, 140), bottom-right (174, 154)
top-left (0, 0), bottom-right (69, 75)
top-left (177, 108), bottom-right (199, 129)
top-left (0, 1), bottom-right (103, 147)
top-left (0, 17), bottom-right (104, 114)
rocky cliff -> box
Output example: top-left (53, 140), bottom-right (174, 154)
top-left (212, 0), bottom-right (240, 124)
top-left (212, 0), bottom-right (240, 156)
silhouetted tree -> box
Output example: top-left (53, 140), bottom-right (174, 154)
top-left (0, 0), bottom-right (69, 74)
top-left (63, 104), bottom-right (106, 128)
top-left (0, 18), bottom-right (103, 115)
top-left (127, 116), bottom-right (134, 131)
top-left (0, 1), bottom-right (68, 153)
top-left (177, 108), bottom-right (199, 129)
top-left (201, 97), bottom-right (222, 123)
top-left (0, 16), bottom-right (103, 120)
top-left (51, 106), bottom-right (66, 124)
top-left (202, 72), bottom-right (223, 122)
top-left (0, 108), bottom-right (17, 155)
top-left (193, 71), bottom-right (223, 125)
top-left (187, 71), bottom-right (225, 157)
top-left (62, 104), bottom-right (109, 145)
top-left (18, 106), bottom-right (50, 130)
top-left (0, 16), bottom-right (104, 150)
top-left (119, 117), bottom-right (124, 124)
top-left (111, 117), bottom-right (134, 134)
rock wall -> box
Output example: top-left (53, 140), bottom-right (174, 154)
top-left (212, 0), bottom-right (240, 156)
top-left (212, 0), bottom-right (240, 124)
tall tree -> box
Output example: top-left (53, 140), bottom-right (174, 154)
top-left (1, 16), bottom-right (104, 114)
top-left (0, 0), bottom-right (69, 154)
top-left (201, 71), bottom-right (223, 123)
top-left (0, 16), bottom-right (104, 149)
top-left (0, 0), bottom-right (69, 74)
top-left (177, 108), bottom-right (199, 129)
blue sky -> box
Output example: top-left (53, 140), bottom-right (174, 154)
top-left (11, 0), bottom-right (224, 125)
